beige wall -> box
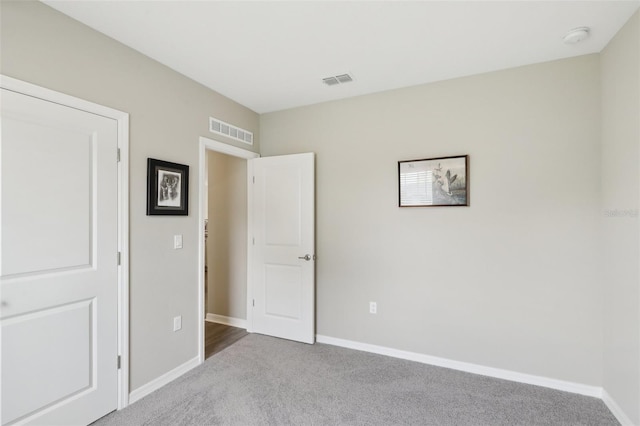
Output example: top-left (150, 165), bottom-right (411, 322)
top-left (261, 55), bottom-right (604, 386)
top-left (206, 151), bottom-right (247, 320)
top-left (601, 10), bottom-right (640, 425)
top-left (0, 1), bottom-right (259, 391)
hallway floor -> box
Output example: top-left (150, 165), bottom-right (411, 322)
top-left (205, 322), bottom-right (248, 359)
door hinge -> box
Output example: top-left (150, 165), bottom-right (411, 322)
top-left (252, 237), bottom-right (255, 245)
top-left (117, 252), bottom-right (121, 266)
top-left (252, 299), bottom-right (255, 307)
top-left (252, 176), bottom-right (255, 183)
top-left (117, 355), bottom-right (121, 369)
top-left (117, 148), bottom-right (121, 162)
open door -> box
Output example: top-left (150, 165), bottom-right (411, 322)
top-left (249, 153), bottom-right (315, 344)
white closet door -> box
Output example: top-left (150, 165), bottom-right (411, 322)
top-left (1, 88), bottom-right (119, 425)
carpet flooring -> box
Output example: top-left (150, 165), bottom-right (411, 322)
top-left (93, 334), bottom-right (619, 426)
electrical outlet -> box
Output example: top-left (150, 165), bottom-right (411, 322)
top-left (173, 315), bottom-right (182, 331)
top-left (369, 302), bottom-right (377, 314)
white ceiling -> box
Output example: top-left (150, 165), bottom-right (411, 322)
top-left (43, 1), bottom-right (639, 114)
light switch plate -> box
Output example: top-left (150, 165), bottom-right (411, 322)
top-left (174, 234), bottom-right (183, 249)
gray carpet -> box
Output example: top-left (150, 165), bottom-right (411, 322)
top-left (94, 334), bottom-right (619, 426)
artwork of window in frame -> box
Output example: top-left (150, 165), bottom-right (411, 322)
top-left (398, 155), bottom-right (468, 207)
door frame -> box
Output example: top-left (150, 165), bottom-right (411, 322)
top-left (0, 75), bottom-right (131, 410)
top-left (197, 136), bottom-right (259, 362)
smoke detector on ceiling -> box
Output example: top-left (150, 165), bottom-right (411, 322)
top-left (323, 73), bottom-right (354, 86)
top-left (563, 27), bottom-right (590, 45)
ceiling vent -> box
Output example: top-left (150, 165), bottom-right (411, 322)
top-left (209, 117), bottom-right (253, 145)
top-left (322, 73), bottom-right (354, 86)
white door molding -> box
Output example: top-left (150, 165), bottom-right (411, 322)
top-left (197, 136), bottom-right (259, 363)
top-left (0, 75), bottom-right (131, 410)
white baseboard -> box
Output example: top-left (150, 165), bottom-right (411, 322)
top-left (128, 356), bottom-right (200, 405)
top-left (206, 313), bottom-right (247, 329)
top-left (602, 389), bottom-right (635, 426)
top-left (316, 335), bottom-right (602, 398)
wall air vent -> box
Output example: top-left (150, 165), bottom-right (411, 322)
top-left (209, 117), bottom-right (253, 145)
top-left (322, 72), bottom-right (354, 86)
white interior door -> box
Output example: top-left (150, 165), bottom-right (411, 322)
top-left (250, 153), bottom-right (315, 344)
top-left (1, 88), bottom-right (119, 425)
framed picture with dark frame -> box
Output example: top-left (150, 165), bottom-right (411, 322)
top-left (146, 158), bottom-right (189, 215)
top-left (398, 155), bottom-right (469, 207)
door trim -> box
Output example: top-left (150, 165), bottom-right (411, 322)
top-left (197, 136), bottom-right (259, 363)
top-left (0, 75), bottom-right (131, 410)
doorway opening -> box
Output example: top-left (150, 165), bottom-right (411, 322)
top-left (197, 137), bottom-right (259, 362)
